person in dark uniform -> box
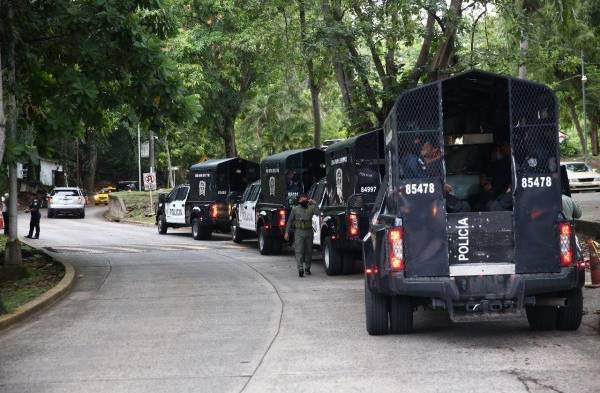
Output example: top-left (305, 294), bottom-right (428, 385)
top-left (25, 198), bottom-right (41, 239)
top-left (284, 193), bottom-right (319, 277)
top-left (2, 193), bottom-right (9, 235)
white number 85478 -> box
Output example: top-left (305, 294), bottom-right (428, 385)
top-left (405, 183), bottom-right (435, 195)
top-left (521, 176), bottom-right (552, 188)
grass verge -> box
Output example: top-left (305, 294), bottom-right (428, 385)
top-left (111, 190), bottom-right (169, 225)
top-left (0, 236), bottom-right (64, 313)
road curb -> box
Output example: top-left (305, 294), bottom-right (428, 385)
top-left (103, 211), bottom-right (155, 227)
top-left (0, 250), bottom-right (76, 331)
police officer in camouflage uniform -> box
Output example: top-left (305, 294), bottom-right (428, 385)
top-left (284, 193), bottom-right (318, 277)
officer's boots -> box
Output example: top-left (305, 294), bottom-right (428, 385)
top-left (298, 269), bottom-right (304, 278)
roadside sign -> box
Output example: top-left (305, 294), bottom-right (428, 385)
top-left (141, 142), bottom-right (150, 158)
top-left (143, 172), bottom-right (157, 191)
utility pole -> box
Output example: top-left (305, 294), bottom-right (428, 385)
top-left (149, 130), bottom-right (155, 174)
top-left (581, 50), bottom-right (589, 155)
top-left (137, 124), bottom-right (142, 191)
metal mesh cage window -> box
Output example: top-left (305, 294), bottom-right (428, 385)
top-left (510, 80), bottom-right (559, 176)
top-left (392, 83), bottom-right (443, 180)
top-left (395, 84), bottom-right (440, 132)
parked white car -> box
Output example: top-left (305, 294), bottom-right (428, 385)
top-left (563, 161), bottom-right (600, 192)
top-left (48, 187), bottom-right (86, 218)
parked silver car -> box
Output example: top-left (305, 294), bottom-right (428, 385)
top-left (47, 187), bottom-right (86, 218)
top-left (563, 161), bottom-right (600, 192)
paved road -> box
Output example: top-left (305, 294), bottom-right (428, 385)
top-left (573, 192), bottom-right (600, 223)
top-left (1, 207), bottom-right (599, 393)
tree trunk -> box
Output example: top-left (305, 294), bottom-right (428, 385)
top-left (5, 2), bottom-right (21, 266)
top-left (298, 0), bottom-right (322, 148)
top-left (429, 0), bottom-right (462, 81)
top-left (84, 131), bottom-right (98, 193)
top-left (222, 116), bottom-right (237, 157)
top-left (565, 96), bottom-right (588, 155)
top-left (321, 0), bottom-right (372, 132)
top-left (589, 112), bottom-right (599, 156)
top-left (0, 36), bottom-right (6, 165)
top-left (164, 132), bottom-right (173, 187)
top-left (518, 35), bottom-right (528, 79)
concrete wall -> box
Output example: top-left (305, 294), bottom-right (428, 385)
top-left (107, 195), bottom-right (127, 221)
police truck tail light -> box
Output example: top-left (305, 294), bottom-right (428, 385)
top-left (211, 204), bottom-right (218, 219)
top-left (559, 222), bottom-right (573, 267)
top-left (278, 209), bottom-right (286, 228)
top-left (387, 227), bottom-right (404, 271)
top-left (347, 213), bottom-right (359, 237)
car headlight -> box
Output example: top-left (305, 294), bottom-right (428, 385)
top-left (570, 178), bottom-right (579, 183)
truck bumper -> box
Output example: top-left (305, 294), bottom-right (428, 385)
top-left (369, 267), bottom-right (584, 321)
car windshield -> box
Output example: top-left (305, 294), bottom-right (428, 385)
top-left (53, 190), bottom-right (79, 197)
top-left (566, 163), bottom-right (590, 172)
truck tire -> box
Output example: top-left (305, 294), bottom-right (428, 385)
top-left (557, 288), bottom-right (583, 331)
top-left (323, 237), bottom-right (343, 275)
top-left (197, 224), bottom-right (212, 240)
top-left (192, 218), bottom-right (202, 240)
top-left (158, 214), bottom-right (168, 234)
top-left (389, 296), bottom-right (413, 334)
top-left (526, 305), bottom-right (557, 331)
top-left (80, 209), bottom-right (85, 219)
top-left (258, 227), bottom-right (273, 255)
top-left (365, 280), bottom-right (388, 336)
top-left (272, 237), bottom-right (282, 255)
top-left (231, 218), bottom-right (243, 243)
top-left (342, 252), bottom-right (359, 274)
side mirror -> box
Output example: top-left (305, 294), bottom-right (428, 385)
top-left (347, 193), bottom-right (365, 209)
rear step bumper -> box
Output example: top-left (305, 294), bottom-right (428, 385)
top-left (371, 267), bottom-right (584, 321)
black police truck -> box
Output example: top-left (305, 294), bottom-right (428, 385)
top-left (231, 148), bottom-right (325, 255)
top-left (362, 70), bottom-right (584, 335)
top-left (156, 157), bottom-right (259, 240)
top-left (318, 130), bottom-right (384, 275)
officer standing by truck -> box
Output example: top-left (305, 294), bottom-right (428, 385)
top-left (25, 197), bottom-right (41, 239)
top-left (284, 193), bottom-right (318, 277)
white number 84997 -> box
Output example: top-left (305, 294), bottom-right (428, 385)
top-left (521, 176), bottom-right (552, 188)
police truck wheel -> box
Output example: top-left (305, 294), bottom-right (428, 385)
top-left (365, 280), bottom-right (388, 335)
top-left (197, 225), bottom-right (212, 240)
top-left (557, 288), bottom-right (583, 331)
top-left (192, 218), bottom-right (201, 240)
top-left (323, 237), bottom-right (343, 275)
top-left (526, 305), bottom-right (557, 331)
top-left (389, 296), bottom-right (413, 334)
top-left (272, 237), bottom-right (282, 255)
top-left (80, 210), bottom-right (85, 219)
top-left (158, 214), bottom-right (168, 234)
top-left (258, 227), bottom-right (272, 255)
top-left (231, 218), bottom-right (243, 243)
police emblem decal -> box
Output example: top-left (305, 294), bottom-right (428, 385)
top-left (335, 168), bottom-right (343, 203)
top-left (269, 176), bottom-right (276, 196)
top-left (199, 181), bottom-right (206, 196)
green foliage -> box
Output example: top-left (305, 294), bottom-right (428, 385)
top-left (560, 138), bottom-right (581, 157)
top-left (5, 0), bottom-right (600, 189)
